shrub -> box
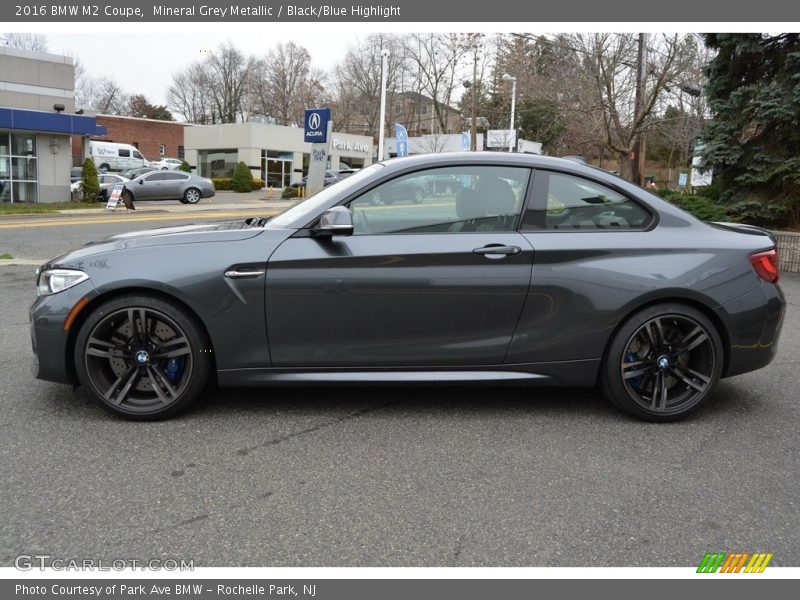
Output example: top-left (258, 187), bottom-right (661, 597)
top-left (179, 161), bottom-right (191, 173)
top-left (232, 161), bottom-right (254, 193)
top-left (80, 158), bottom-right (100, 201)
top-left (282, 186), bottom-right (300, 199)
top-left (663, 193), bottom-right (734, 222)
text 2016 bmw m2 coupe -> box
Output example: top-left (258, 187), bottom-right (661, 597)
top-left (30, 154), bottom-right (785, 421)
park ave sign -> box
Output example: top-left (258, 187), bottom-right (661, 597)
top-left (332, 138), bottom-right (371, 154)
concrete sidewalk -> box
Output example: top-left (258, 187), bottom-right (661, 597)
top-left (59, 190), bottom-right (298, 215)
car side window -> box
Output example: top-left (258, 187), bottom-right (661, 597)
top-left (144, 173), bottom-right (168, 182)
top-left (162, 173), bottom-right (188, 181)
top-left (523, 172), bottom-right (652, 231)
top-left (348, 166), bottom-right (530, 235)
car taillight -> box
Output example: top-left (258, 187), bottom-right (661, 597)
top-left (749, 249), bottom-right (779, 283)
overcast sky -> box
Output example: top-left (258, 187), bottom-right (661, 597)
top-left (46, 31), bottom-right (353, 109)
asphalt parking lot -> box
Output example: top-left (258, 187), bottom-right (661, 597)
top-left (1, 253), bottom-right (798, 567)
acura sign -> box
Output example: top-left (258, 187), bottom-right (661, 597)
top-left (304, 108), bottom-right (331, 143)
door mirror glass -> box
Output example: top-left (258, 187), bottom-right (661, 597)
top-left (316, 206), bottom-right (354, 237)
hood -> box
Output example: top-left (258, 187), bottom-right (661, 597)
top-left (47, 219), bottom-right (270, 267)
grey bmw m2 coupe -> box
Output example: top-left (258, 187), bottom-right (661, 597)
top-left (30, 154), bottom-right (785, 421)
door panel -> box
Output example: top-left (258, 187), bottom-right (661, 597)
top-left (265, 233), bottom-right (534, 367)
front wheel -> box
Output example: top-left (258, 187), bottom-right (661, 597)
top-left (74, 295), bottom-right (211, 420)
top-left (599, 303), bottom-right (723, 422)
top-left (183, 187), bottom-right (201, 204)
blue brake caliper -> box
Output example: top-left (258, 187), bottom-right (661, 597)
top-left (164, 357), bottom-right (185, 385)
top-left (624, 351), bottom-right (642, 389)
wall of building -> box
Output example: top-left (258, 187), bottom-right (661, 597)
top-left (184, 123), bottom-right (373, 184)
top-left (71, 115), bottom-right (190, 166)
top-left (0, 47), bottom-right (75, 112)
top-left (37, 133), bottom-right (73, 202)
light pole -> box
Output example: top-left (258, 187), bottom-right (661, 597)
top-left (377, 48), bottom-right (390, 161)
top-left (463, 80), bottom-right (476, 151)
top-left (502, 73), bottom-right (517, 153)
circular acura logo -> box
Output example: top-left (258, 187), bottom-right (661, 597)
top-left (308, 112), bottom-right (321, 130)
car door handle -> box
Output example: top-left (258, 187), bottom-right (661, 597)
top-left (473, 245), bottom-right (522, 257)
top-left (224, 269), bottom-right (265, 278)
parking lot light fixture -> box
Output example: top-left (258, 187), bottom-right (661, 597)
top-left (502, 74), bottom-right (517, 153)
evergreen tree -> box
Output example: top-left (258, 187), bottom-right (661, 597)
top-left (702, 33), bottom-right (800, 227)
top-left (80, 158), bottom-right (100, 201)
top-left (232, 161), bottom-right (254, 193)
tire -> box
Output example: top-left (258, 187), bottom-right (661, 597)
top-left (179, 198), bottom-right (189, 204)
top-left (74, 294), bottom-right (211, 420)
top-left (599, 303), bottom-right (723, 422)
top-left (412, 188), bottom-right (424, 204)
top-left (183, 187), bottom-right (201, 204)
top-left (161, 167), bottom-right (168, 171)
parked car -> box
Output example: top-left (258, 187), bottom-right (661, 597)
top-left (149, 158), bottom-right (184, 170)
top-left (30, 153), bottom-right (785, 421)
top-left (290, 170), bottom-right (342, 189)
top-left (69, 167), bottom-right (83, 184)
top-left (122, 166), bottom-right (157, 180)
top-left (423, 173), bottom-right (463, 195)
top-left (70, 173), bottom-right (130, 200)
top-left (121, 171), bottom-right (215, 204)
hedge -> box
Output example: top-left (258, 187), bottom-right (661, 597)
top-left (211, 178), bottom-right (265, 191)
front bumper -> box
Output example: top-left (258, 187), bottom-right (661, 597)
top-left (30, 278), bottom-right (97, 384)
top-left (716, 281), bottom-right (785, 378)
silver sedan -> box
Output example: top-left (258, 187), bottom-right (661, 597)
top-left (121, 171), bottom-right (215, 204)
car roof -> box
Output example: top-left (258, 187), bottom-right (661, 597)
top-left (378, 152), bottom-right (637, 194)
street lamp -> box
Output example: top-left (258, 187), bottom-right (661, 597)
top-left (377, 48), bottom-right (390, 161)
top-left (502, 73), bottom-right (517, 153)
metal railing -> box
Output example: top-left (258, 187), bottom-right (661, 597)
top-left (774, 231), bottom-right (800, 273)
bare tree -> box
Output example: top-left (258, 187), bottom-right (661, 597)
top-left (403, 34), bottom-right (469, 133)
top-left (330, 34), bottom-right (408, 138)
top-left (1, 33), bottom-right (48, 52)
top-left (252, 42), bottom-right (313, 126)
top-left (92, 77), bottom-right (130, 115)
top-left (167, 63), bottom-right (214, 124)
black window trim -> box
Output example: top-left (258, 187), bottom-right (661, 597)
top-left (519, 168), bottom-right (658, 233)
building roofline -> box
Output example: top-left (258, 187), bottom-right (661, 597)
top-left (0, 45), bottom-right (73, 65)
top-left (96, 114), bottom-right (193, 126)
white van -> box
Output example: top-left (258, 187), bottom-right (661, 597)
top-left (89, 142), bottom-right (148, 172)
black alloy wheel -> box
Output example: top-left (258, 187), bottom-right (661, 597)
top-left (600, 304), bottom-right (723, 421)
top-left (75, 295), bottom-right (210, 419)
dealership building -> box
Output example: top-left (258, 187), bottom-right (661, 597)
top-left (1, 46), bottom-right (104, 203)
top-left (184, 122), bottom-right (373, 187)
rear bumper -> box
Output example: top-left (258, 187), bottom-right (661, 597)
top-left (716, 282), bottom-right (785, 378)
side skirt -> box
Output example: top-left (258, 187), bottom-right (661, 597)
top-left (217, 359), bottom-right (601, 388)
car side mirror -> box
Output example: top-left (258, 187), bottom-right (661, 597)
top-left (138, 179), bottom-right (144, 185)
top-left (315, 206), bottom-right (354, 237)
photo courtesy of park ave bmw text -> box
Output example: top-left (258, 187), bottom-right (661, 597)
top-left (1, 0), bottom-right (800, 597)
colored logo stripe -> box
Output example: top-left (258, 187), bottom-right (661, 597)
top-left (697, 552), bottom-right (773, 573)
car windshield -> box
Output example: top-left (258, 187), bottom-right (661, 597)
top-left (267, 163), bottom-right (385, 229)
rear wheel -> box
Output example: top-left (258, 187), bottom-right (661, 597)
top-left (74, 295), bottom-right (211, 420)
top-left (184, 187), bottom-right (201, 204)
top-left (599, 303), bottom-right (723, 421)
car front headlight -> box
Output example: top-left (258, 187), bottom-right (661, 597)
top-left (37, 268), bottom-right (90, 296)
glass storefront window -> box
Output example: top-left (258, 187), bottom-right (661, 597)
top-left (0, 131), bottom-right (39, 203)
top-left (198, 149), bottom-right (237, 179)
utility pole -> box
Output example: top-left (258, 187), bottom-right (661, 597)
top-left (470, 54), bottom-right (478, 151)
top-left (631, 33), bottom-right (648, 186)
